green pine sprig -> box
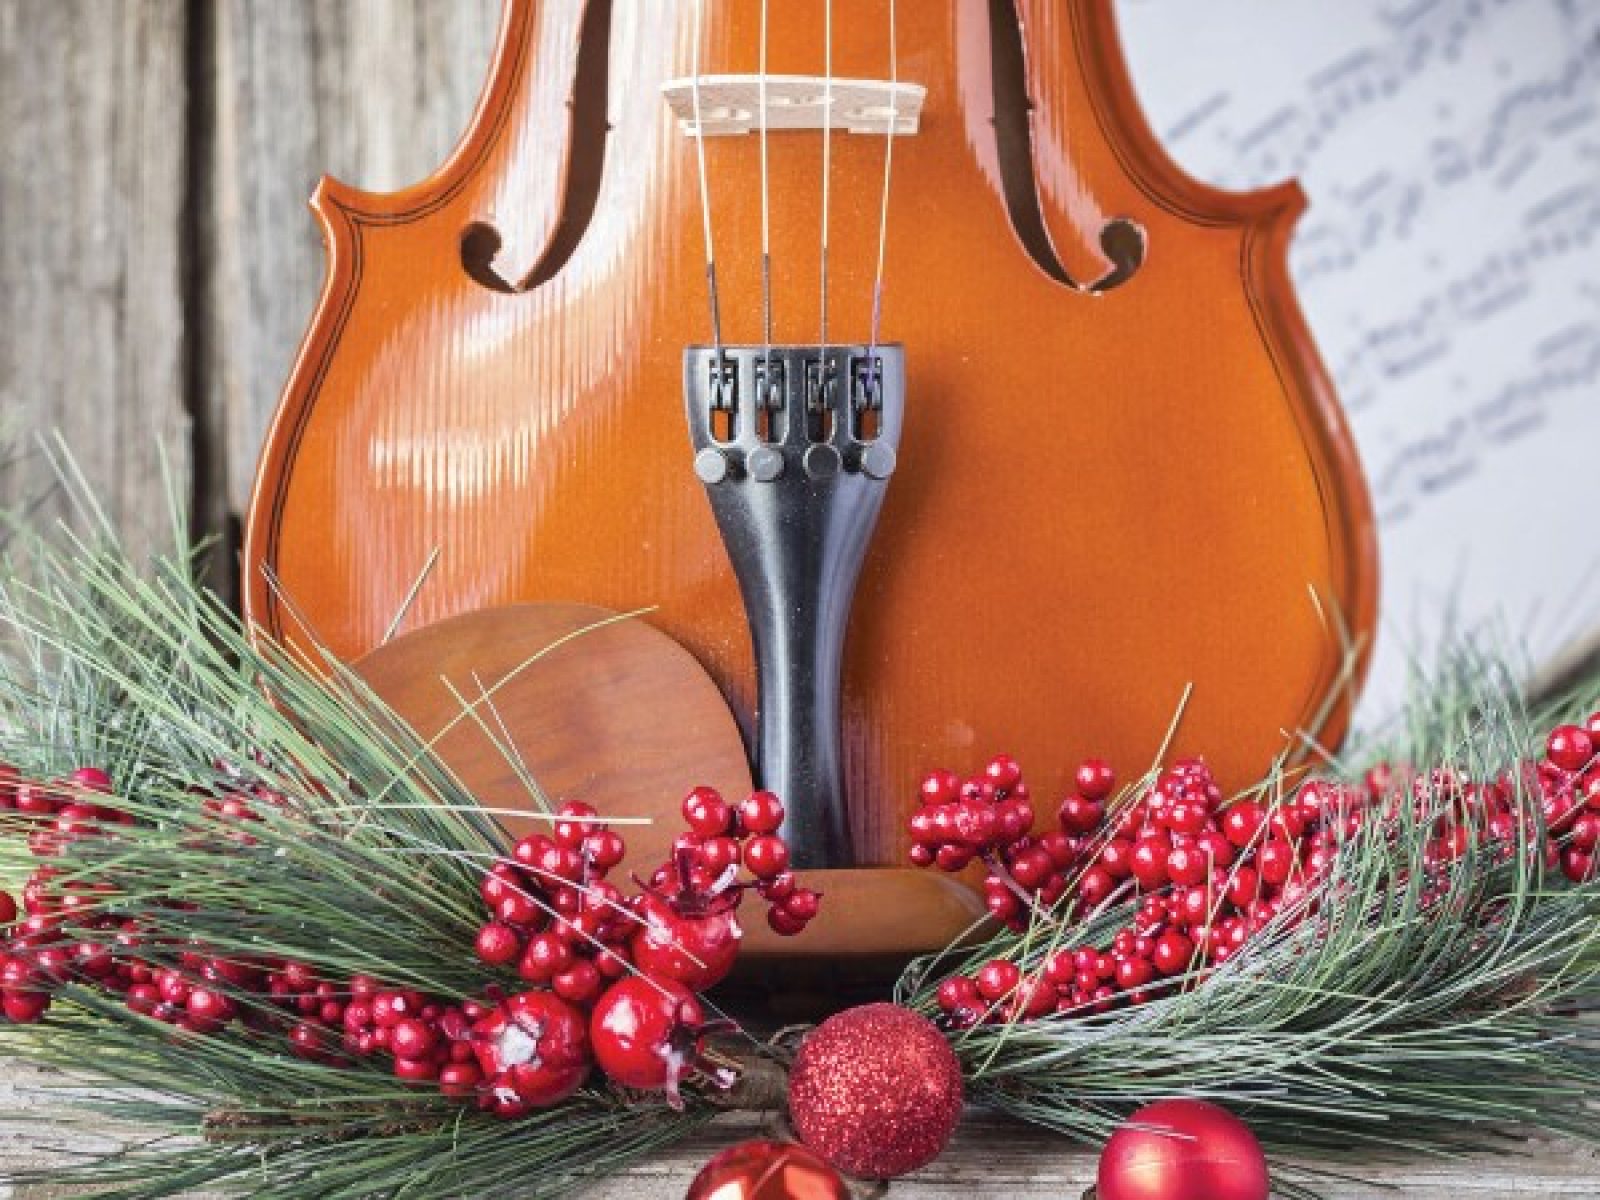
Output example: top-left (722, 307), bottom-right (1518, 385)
top-left (0, 448), bottom-right (716, 1198)
top-left (896, 643), bottom-right (1600, 1176)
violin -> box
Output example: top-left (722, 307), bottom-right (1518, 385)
top-left (244, 0), bottom-right (1376, 951)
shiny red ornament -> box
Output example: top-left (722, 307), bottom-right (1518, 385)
top-left (787, 1003), bottom-right (962, 1179)
top-left (1096, 1099), bottom-right (1269, 1200)
top-left (684, 1140), bottom-right (849, 1200)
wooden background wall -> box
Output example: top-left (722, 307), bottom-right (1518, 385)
top-left (0, 0), bottom-right (498, 596)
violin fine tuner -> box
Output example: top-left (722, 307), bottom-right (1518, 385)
top-left (685, 344), bottom-right (905, 868)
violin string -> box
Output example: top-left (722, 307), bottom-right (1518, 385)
top-left (759, 0), bottom-right (772, 362)
top-left (689, 0), bottom-right (723, 353)
top-left (818, 0), bottom-right (834, 359)
top-left (868, 0), bottom-right (899, 364)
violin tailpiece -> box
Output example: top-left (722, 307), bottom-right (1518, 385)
top-left (684, 344), bottom-right (905, 868)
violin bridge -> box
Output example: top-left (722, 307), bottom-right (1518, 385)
top-left (661, 75), bottom-right (925, 137)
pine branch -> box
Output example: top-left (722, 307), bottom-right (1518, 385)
top-left (0, 461), bottom-right (721, 1198)
top-left (898, 644), bottom-right (1600, 1164)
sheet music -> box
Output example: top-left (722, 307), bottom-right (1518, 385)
top-left (1115, 0), bottom-right (1600, 720)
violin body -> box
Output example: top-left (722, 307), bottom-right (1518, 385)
top-left (245, 0), bottom-right (1376, 873)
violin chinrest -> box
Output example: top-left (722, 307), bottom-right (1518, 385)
top-left (352, 602), bottom-right (983, 958)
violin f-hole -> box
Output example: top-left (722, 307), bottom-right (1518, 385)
top-left (461, 0), bottom-right (614, 294)
top-left (988, 0), bottom-right (1146, 294)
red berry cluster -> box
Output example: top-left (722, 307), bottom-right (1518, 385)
top-left (457, 786), bottom-right (818, 1108)
top-left (908, 753), bottom-right (1121, 930)
top-left (928, 711), bottom-right (1600, 1029)
top-left (0, 765), bottom-right (818, 1115)
top-left (0, 765), bottom-right (146, 1024)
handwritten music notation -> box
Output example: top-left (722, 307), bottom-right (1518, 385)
top-left (1117, 0), bottom-right (1600, 716)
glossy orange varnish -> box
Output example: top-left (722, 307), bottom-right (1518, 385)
top-left (245, 0), bottom-right (1378, 867)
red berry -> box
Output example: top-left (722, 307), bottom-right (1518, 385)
top-left (1196, 830), bottom-right (1235, 870)
top-left (975, 959), bottom-right (1021, 1002)
top-left (1221, 801), bottom-right (1266, 848)
top-left (1129, 835), bottom-right (1170, 890)
top-left (185, 987), bottom-right (235, 1033)
top-left (1007, 846), bottom-right (1054, 890)
top-left (743, 835), bottom-right (790, 880)
top-left (1099, 837), bottom-right (1135, 880)
top-left (996, 799), bottom-right (1035, 842)
top-left (1165, 844), bottom-right (1209, 887)
top-left (517, 930), bottom-right (573, 982)
top-left (1115, 955), bottom-right (1154, 990)
top-left (390, 1017), bottom-right (438, 1060)
top-left (1560, 846), bottom-right (1595, 884)
top-left (1057, 793), bottom-right (1103, 835)
top-left (476, 921), bottom-right (523, 967)
top-left (553, 801), bottom-right (600, 849)
top-left (699, 835), bottom-right (742, 874)
top-left (1225, 865), bottom-right (1261, 907)
top-left (937, 976), bottom-right (982, 1013)
top-left (584, 830), bottom-right (627, 872)
top-left (552, 960), bottom-right (603, 1007)
top-left (1257, 839), bottom-right (1298, 887)
top-left (1076, 865), bottom-right (1116, 908)
top-left (767, 907), bottom-right (807, 936)
top-left (985, 754), bottom-right (1024, 792)
top-left (782, 889), bottom-right (821, 923)
top-left (681, 787), bottom-right (732, 837)
top-left (372, 989), bottom-right (425, 1028)
top-left (3, 990), bottom-right (51, 1023)
top-left (439, 1061), bottom-right (483, 1097)
top-left (0, 892), bottom-right (16, 926)
top-left (288, 1023), bottom-right (326, 1060)
top-left (737, 790), bottom-right (785, 834)
top-left (1076, 759), bottom-right (1115, 802)
top-left (1572, 812), bottom-right (1600, 853)
top-left (1548, 725), bottom-right (1595, 773)
top-left (953, 800), bottom-right (1000, 848)
top-left (757, 871), bottom-right (797, 902)
top-left (919, 769), bottom-right (961, 807)
top-left (1151, 929), bottom-right (1195, 976)
top-left (394, 1055), bottom-right (440, 1082)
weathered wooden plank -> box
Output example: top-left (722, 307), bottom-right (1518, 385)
top-left (1, 1063), bottom-right (1595, 1200)
top-left (0, 0), bottom-right (190, 558)
top-left (203, 0), bottom-right (499, 529)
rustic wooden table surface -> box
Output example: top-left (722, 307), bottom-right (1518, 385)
top-left (1, 1061), bottom-right (1595, 1199)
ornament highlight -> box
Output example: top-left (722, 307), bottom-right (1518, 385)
top-left (1096, 1099), bottom-right (1269, 1200)
top-left (787, 1002), bottom-right (962, 1179)
top-left (684, 1140), bottom-right (849, 1200)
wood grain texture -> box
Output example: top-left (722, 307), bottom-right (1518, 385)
top-left (0, 1065), bottom-right (1594, 1199)
top-left (0, 0), bottom-right (190, 557)
top-left (203, 0), bottom-right (498, 520)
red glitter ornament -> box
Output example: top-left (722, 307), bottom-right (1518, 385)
top-left (787, 1003), bottom-right (962, 1179)
top-left (1096, 1099), bottom-right (1269, 1200)
top-left (684, 1140), bottom-right (848, 1200)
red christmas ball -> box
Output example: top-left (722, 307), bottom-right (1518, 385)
top-left (787, 1003), bottom-right (962, 1179)
top-left (1097, 1099), bottom-right (1269, 1200)
top-left (684, 1140), bottom-right (848, 1200)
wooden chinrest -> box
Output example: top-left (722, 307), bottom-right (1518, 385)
top-left (352, 602), bottom-right (983, 959)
